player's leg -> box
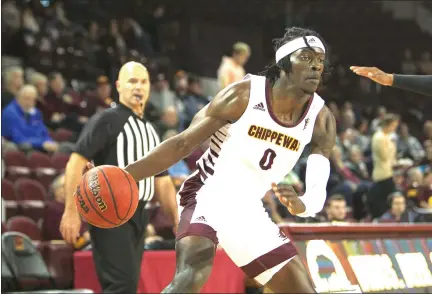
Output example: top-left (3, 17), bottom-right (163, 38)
top-left (264, 256), bottom-right (316, 293)
top-left (162, 235), bottom-right (216, 293)
top-left (162, 172), bottom-right (218, 293)
top-left (216, 201), bottom-right (316, 294)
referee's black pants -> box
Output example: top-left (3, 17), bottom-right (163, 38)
top-left (89, 201), bottom-right (148, 293)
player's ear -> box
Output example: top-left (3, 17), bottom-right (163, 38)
top-left (116, 80), bottom-right (121, 93)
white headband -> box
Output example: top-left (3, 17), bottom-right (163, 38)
top-left (275, 36), bottom-right (326, 63)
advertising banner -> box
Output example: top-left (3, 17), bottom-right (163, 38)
top-left (295, 238), bottom-right (432, 293)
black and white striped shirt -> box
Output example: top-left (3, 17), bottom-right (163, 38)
top-left (75, 103), bottom-right (167, 202)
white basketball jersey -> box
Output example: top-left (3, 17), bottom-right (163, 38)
top-left (194, 74), bottom-right (325, 201)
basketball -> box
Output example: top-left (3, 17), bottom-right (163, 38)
top-left (74, 165), bottom-right (139, 228)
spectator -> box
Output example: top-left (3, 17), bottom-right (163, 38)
top-left (323, 194), bottom-right (349, 222)
top-left (80, 76), bottom-right (115, 117)
top-left (397, 122), bottom-right (425, 162)
top-left (149, 73), bottom-right (177, 116)
top-left (368, 114), bottom-right (400, 218)
top-left (181, 76), bottom-right (210, 130)
top-left (346, 145), bottom-right (370, 181)
top-left (370, 106), bottom-right (386, 133)
top-left (377, 192), bottom-right (416, 223)
top-left (22, 7), bottom-right (40, 34)
top-left (2, 1), bottom-right (21, 33)
top-left (418, 172), bottom-right (432, 208)
top-left (1, 66), bottom-right (24, 109)
top-left (217, 42), bottom-right (251, 89)
top-left (405, 168), bottom-right (425, 206)
top-left (1, 85), bottom-right (59, 153)
top-left (401, 48), bottom-right (417, 75)
top-left (42, 174), bottom-right (89, 242)
top-left (423, 121), bottom-right (432, 143)
top-left (45, 72), bottom-right (85, 132)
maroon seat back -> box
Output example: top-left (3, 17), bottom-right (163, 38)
top-left (50, 153), bottom-right (70, 172)
top-left (14, 178), bottom-right (47, 201)
top-left (6, 216), bottom-right (42, 241)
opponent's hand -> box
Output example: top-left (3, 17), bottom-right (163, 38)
top-left (271, 183), bottom-right (306, 215)
top-left (60, 208), bottom-right (82, 245)
top-left (350, 66), bottom-right (394, 86)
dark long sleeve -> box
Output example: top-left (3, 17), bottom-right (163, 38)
top-left (392, 74), bottom-right (432, 96)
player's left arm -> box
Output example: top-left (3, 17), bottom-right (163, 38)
top-left (154, 175), bottom-right (179, 229)
top-left (297, 106), bottom-right (336, 217)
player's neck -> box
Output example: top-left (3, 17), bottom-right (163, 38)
top-left (271, 80), bottom-right (311, 114)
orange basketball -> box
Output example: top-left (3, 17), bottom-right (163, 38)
top-left (74, 165), bottom-right (139, 228)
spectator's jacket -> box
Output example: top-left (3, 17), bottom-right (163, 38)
top-left (1, 100), bottom-right (53, 149)
top-left (377, 210), bottom-right (417, 223)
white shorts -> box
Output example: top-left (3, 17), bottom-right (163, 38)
top-left (176, 172), bottom-right (298, 285)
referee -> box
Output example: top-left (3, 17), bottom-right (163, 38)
top-left (60, 62), bottom-right (178, 293)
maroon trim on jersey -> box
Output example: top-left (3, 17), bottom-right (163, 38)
top-left (176, 171), bottom-right (219, 245)
top-left (240, 242), bottom-right (298, 278)
top-left (265, 80), bottom-right (314, 128)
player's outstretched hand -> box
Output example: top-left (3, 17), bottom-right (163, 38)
top-left (350, 66), bottom-right (394, 86)
top-left (271, 183), bottom-right (306, 215)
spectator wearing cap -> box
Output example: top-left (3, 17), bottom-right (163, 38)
top-left (217, 42), bottom-right (251, 89)
top-left (80, 76), bottom-right (115, 118)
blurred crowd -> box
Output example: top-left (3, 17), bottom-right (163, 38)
top-left (2, 0), bottom-right (432, 255)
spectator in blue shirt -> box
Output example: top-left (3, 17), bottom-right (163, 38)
top-left (2, 85), bottom-right (59, 153)
top-left (376, 192), bottom-right (417, 223)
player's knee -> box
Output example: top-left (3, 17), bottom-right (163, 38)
top-left (176, 236), bottom-right (216, 269)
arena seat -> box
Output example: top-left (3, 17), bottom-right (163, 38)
top-left (2, 232), bottom-right (93, 292)
top-left (14, 179), bottom-right (47, 222)
top-left (3, 151), bottom-right (31, 182)
top-left (6, 216), bottom-right (42, 242)
top-left (44, 242), bottom-right (75, 289)
top-left (28, 152), bottom-right (57, 191)
top-left (51, 128), bottom-right (73, 142)
top-left (2, 179), bottom-right (19, 219)
top-left (50, 153), bottom-right (70, 173)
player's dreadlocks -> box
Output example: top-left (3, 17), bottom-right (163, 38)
top-left (261, 27), bottom-right (332, 85)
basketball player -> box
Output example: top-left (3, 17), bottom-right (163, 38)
top-left (350, 66), bottom-right (432, 96)
top-left (61, 62), bottom-right (178, 293)
top-left (84, 27), bottom-right (336, 293)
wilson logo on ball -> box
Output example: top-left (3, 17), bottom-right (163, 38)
top-left (88, 171), bottom-right (108, 212)
top-left (76, 187), bottom-right (89, 214)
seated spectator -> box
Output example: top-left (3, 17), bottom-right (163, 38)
top-left (322, 194), bottom-right (351, 222)
top-left (44, 72), bottom-right (85, 133)
top-left (80, 76), bottom-right (115, 117)
top-left (1, 66), bottom-right (24, 109)
top-left (397, 122), bottom-right (425, 162)
top-left (418, 172), bottom-right (432, 208)
top-left (2, 85), bottom-right (60, 153)
top-left (144, 224), bottom-right (175, 250)
top-left (42, 174), bottom-right (89, 243)
top-left (181, 76), bottom-right (210, 130)
top-left (377, 192), bottom-right (417, 223)
top-left (346, 145), bottom-right (370, 181)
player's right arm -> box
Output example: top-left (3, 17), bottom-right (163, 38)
top-left (125, 80), bottom-right (250, 182)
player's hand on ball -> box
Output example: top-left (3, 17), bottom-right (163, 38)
top-left (84, 162), bottom-right (95, 174)
top-left (271, 183), bottom-right (306, 215)
top-left (60, 208), bottom-right (82, 245)
top-left (349, 66), bottom-right (394, 86)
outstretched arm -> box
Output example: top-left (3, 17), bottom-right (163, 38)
top-left (125, 80), bottom-right (250, 181)
top-left (350, 66), bottom-right (432, 96)
top-left (297, 106), bottom-right (336, 217)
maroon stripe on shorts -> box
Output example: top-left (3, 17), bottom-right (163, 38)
top-left (176, 171), bottom-right (218, 244)
top-left (240, 242), bottom-right (298, 278)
